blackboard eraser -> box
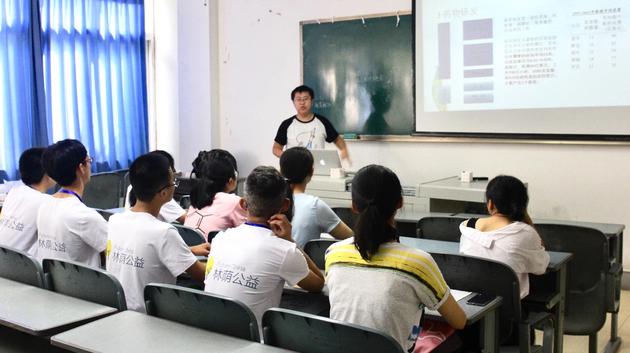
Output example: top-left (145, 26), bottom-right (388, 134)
top-left (343, 133), bottom-right (358, 140)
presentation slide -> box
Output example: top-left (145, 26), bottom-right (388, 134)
top-left (415, 0), bottom-right (630, 136)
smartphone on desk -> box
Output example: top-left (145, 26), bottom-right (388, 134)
top-left (466, 293), bottom-right (495, 306)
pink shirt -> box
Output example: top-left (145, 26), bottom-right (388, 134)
top-left (184, 193), bottom-right (247, 240)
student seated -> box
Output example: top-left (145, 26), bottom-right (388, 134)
top-left (279, 147), bottom-right (353, 248)
top-left (107, 153), bottom-right (209, 312)
top-left (191, 148), bottom-right (238, 179)
top-left (184, 156), bottom-right (246, 240)
top-left (459, 175), bottom-right (550, 299)
top-left (325, 165), bottom-right (466, 352)
top-left (125, 150), bottom-right (186, 224)
top-left (0, 148), bottom-right (56, 255)
top-left (204, 166), bottom-right (324, 325)
top-left (36, 139), bottom-right (107, 267)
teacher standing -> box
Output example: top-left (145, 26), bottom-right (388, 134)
top-left (272, 85), bottom-right (350, 162)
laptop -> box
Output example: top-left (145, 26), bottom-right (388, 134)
top-left (311, 149), bottom-right (341, 176)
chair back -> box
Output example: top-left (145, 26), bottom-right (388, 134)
top-left (534, 223), bottom-right (608, 334)
top-left (303, 239), bottom-right (338, 269)
top-left (431, 253), bottom-right (521, 344)
top-left (416, 216), bottom-right (467, 242)
top-left (173, 224), bottom-right (206, 246)
top-left (207, 230), bottom-right (220, 242)
top-left (0, 246), bottom-right (45, 287)
top-left (83, 172), bottom-right (122, 209)
top-left (122, 171), bottom-right (131, 201)
top-left (95, 208), bottom-right (115, 221)
top-left (262, 308), bottom-right (404, 353)
top-left (332, 207), bottom-right (357, 228)
top-left (144, 283), bottom-right (259, 341)
top-left (42, 259), bottom-right (126, 310)
top-left (174, 177), bottom-right (195, 203)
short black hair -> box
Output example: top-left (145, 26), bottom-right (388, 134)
top-left (279, 147), bottom-right (313, 184)
top-left (129, 153), bottom-right (172, 202)
top-left (19, 147), bottom-right (47, 185)
top-left (291, 85), bottom-right (314, 101)
top-left (150, 150), bottom-right (175, 171)
top-left (42, 139), bottom-right (88, 187)
top-left (245, 166), bottom-right (289, 219)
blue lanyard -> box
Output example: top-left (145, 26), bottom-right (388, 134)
top-left (59, 189), bottom-right (83, 203)
top-left (245, 222), bottom-right (271, 230)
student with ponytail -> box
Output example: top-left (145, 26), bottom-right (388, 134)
top-left (459, 175), bottom-right (549, 298)
top-left (184, 157), bottom-right (246, 240)
top-left (325, 165), bottom-right (465, 352)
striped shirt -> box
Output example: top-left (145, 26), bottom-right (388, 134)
top-left (325, 238), bottom-right (450, 351)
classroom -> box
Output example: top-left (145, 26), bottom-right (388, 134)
top-left (0, 0), bottom-right (629, 352)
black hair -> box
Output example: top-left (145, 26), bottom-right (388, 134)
top-left (190, 158), bottom-right (236, 209)
top-left (19, 147), bottom-right (47, 185)
top-left (279, 147), bottom-right (313, 184)
top-left (191, 149), bottom-right (238, 178)
top-left (351, 165), bottom-right (402, 260)
top-left (486, 175), bottom-right (529, 222)
top-left (290, 85), bottom-right (314, 101)
top-left (129, 153), bottom-right (172, 202)
top-left (245, 166), bottom-right (289, 219)
top-left (42, 139), bottom-right (88, 187)
top-left (150, 150), bottom-right (175, 171)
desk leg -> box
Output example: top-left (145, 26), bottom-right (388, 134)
top-left (554, 266), bottom-right (566, 353)
top-left (604, 312), bottom-right (622, 353)
top-left (480, 307), bottom-right (499, 353)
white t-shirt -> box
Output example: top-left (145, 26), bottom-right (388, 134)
top-left (36, 196), bottom-right (108, 268)
top-left (124, 185), bottom-right (185, 223)
top-left (326, 238), bottom-right (451, 352)
top-left (0, 184), bottom-right (51, 256)
top-left (107, 210), bottom-right (197, 312)
top-left (204, 223), bottom-right (310, 324)
top-left (274, 114), bottom-right (339, 150)
top-left (459, 220), bottom-right (550, 298)
top-left (291, 193), bottom-right (341, 248)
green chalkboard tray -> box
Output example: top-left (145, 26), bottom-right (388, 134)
top-left (301, 13), bottom-right (413, 136)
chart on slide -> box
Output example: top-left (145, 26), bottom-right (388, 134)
top-left (421, 0), bottom-right (629, 112)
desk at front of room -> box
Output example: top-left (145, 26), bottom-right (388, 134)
top-left (307, 175), bottom-right (490, 215)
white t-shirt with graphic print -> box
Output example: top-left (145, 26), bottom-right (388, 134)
top-left (274, 114), bottom-right (339, 150)
top-left (0, 184), bottom-right (51, 256)
top-left (107, 210), bottom-right (197, 312)
top-left (204, 223), bottom-right (310, 324)
top-left (36, 196), bottom-right (108, 267)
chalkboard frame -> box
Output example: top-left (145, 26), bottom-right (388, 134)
top-left (300, 11), bottom-right (415, 137)
top-left (411, 0), bottom-right (630, 143)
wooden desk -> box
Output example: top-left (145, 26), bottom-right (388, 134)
top-left (399, 237), bottom-right (571, 353)
top-left (0, 277), bottom-right (117, 337)
top-left (51, 310), bottom-right (296, 353)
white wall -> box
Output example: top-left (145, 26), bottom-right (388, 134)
top-left (152, 0), bottom-right (219, 172)
top-left (169, 0), bottom-right (630, 268)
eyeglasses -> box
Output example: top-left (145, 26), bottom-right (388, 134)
top-left (158, 180), bottom-right (179, 192)
top-left (82, 156), bottom-right (94, 165)
top-left (293, 97), bottom-right (311, 103)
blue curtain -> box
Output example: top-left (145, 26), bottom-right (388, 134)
top-left (39, 0), bottom-right (148, 172)
top-left (0, 0), bottom-right (45, 180)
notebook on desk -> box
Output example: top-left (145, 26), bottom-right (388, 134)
top-left (311, 149), bottom-right (341, 176)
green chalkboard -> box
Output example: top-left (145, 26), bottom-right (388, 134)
top-left (302, 14), bottom-right (413, 135)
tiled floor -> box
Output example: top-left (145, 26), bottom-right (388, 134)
top-left (540, 290), bottom-right (630, 353)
